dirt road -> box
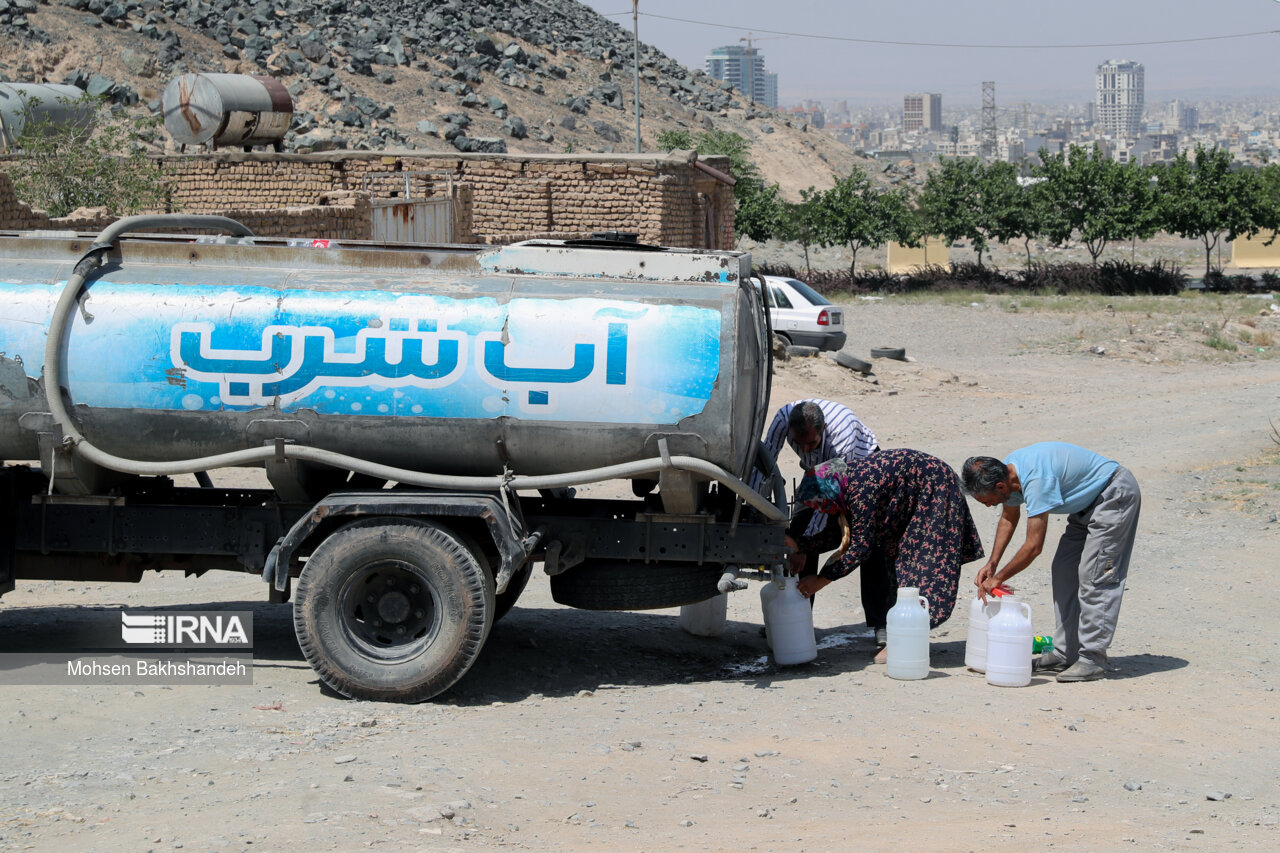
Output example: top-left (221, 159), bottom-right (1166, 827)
top-left (2, 296), bottom-right (1278, 852)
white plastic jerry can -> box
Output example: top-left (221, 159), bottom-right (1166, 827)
top-left (886, 587), bottom-right (930, 680)
top-left (985, 596), bottom-right (1033, 687)
top-left (766, 575), bottom-right (817, 665)
top-left (679, 593), bottom-right (729, 638)
top-left (964, 594), bottom-right (1003, 673)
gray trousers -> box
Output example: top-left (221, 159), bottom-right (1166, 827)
top-left (1049, 466), bottom-right (1141, 665)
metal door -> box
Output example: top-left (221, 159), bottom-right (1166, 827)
top-left (370, 198), bottom-right (453, 243)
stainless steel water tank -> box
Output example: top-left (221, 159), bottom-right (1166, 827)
top-left (0, 83), bottom-right (94, 150)
top-left (161, 73), bottom-right (293, 150)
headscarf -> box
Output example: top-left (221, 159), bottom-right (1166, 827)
top-left (795, 457), bottom-right (852, 513)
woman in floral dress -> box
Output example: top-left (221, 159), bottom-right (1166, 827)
top-left (791, 449), bottom-right (985, 632)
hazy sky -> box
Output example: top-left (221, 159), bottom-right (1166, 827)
top-left (579, 0), bottom-right (1280, 105)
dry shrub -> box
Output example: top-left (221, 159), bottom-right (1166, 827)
top-left (1203, 268), bottom-right (1271, 294)
top-left (754, 260), bottom-right (1185, 297)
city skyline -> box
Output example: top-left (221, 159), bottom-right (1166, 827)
top-left (582, 0), bottom-right (1280, 105)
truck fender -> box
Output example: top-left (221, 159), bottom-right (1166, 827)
top-left (264, 490), bottom-right (532, 595)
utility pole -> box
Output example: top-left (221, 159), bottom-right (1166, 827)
top-left (632, 0), bottom-right (641, 152)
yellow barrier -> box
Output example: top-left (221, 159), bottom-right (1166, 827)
top-left (887, 237), bottom-right (951, 273)
top-left (1230, 231), bottom-right (1280, 269)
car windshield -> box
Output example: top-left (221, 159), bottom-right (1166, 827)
top-left (785, 279), bottom-right (832, 306)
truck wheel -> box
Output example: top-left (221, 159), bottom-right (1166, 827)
top-left (293, 518), bottom-right (493, 703)
top-left (493, 563), bottom-right (533, 623)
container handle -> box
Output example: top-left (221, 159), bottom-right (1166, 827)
top-left (917, 594), bottom-right (930, 612)
top-left (1020, 601), bottom-right (1032, 621)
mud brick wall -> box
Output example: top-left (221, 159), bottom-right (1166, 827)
top-left (439, 154), bottom-right (735, 247)
top-left (155, 150), bottom-right (735, 247)
top-left (0, 170), bottom-right (47, 230)
top-left (208, 194), bottom-right (372, 241)
top-left (2, 151), bottom-right (736, 248)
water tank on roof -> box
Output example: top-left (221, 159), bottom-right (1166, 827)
top-left (0, 83), bottom-right (94, 151)
top-left (161, 73), bottom-right (293, 151)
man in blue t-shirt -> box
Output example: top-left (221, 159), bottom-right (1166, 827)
top-left (961, 443), bottom-right (1141, 682)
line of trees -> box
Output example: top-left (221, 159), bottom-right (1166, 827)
top-left (708, 136), bottom-right (1280, 279)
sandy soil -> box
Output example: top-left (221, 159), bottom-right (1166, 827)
top-left (2, 295), bottom-right (1279, 852)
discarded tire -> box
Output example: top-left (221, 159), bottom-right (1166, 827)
top-left (870, 346), bottom-right (907, 360)
top-left (786, 345), bottom-right (820, 358)
top-left (836, 352), bottom-right (873, 374)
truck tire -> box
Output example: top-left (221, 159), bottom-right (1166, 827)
top-left (836, 352), bottom-right (873, 374)
top-left (293, 518), bottom-right (494, 703)
top-left (550, 560), bottom-right (722, 611)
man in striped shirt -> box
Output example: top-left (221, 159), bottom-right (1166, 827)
top-left (764, 400), bottom-right (893, 654)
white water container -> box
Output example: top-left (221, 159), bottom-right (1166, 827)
top-left (759, 575), bottom-right (783, 648)
top-left (985, 596), bottom-right (1033, 687)
top-left (964, 594), bottom-right (1003, 673)
top-left (679, 593), bottom-right (729, 637)
top-left (766, 575), bottom-right (817, 665)
top-left (886, 587), bottom-right (930, 680)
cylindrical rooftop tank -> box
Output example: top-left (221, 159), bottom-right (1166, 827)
top-left (0, 83), bottom-right (94, 150)
top-left (0, 229), bottom-right (767, 482)
top-left (161, 73), bottom-right (293, 150)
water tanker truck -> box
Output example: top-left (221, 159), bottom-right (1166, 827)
top-left (0, 215), bottom-right (790, 702)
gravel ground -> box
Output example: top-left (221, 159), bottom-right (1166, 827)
top-left (2, 296), bottom-right (1278, 852)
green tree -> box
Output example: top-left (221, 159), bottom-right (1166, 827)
top-left (1259, 161), bottom-right (1280, 206)
top-left (775, 188), bottom-right (824, 278)
top-left (734, 178), bottom-right (784, 243)
top-left (919, 157), bottom-right (985, 264)
top-left (815, 167), bottom-right (914, 277)
top-left (1257, 162), bottom-right (1280, 248)
top-left (691, 129), bottom-right (755, 178)
top-left (7, 94), bottom-right (166, 218)
top-left (1117, 162), bottom-right (1161, 262)
top-left (1155, 146), bottom-right (1276, 276)
top-left (994, 174), bottom-right (1050, 270)
top-left (919, 157), bottom-right (1025, 267)
top-left (656, 129), bottom-right (694, 151)
top-left (1036, 144), bottom-right (1145, 265)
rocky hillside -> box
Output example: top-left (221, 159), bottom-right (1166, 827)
top-left (0, 0), bottom-right (877, 199)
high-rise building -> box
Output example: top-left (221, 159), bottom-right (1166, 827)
top-left (902, 93), bottom-right (942, 133)
top-left (1170, 99), bottom-right (1199, 133)
top-left (705, 45), bottom-right (778, 108)
top-left (1095, 59), bottom-right (1144, 138)
top-left (760, 71), bottom-right (778, 111)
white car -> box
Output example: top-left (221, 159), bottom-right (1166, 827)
top-left (757, 275), bottom-right (847, 352)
